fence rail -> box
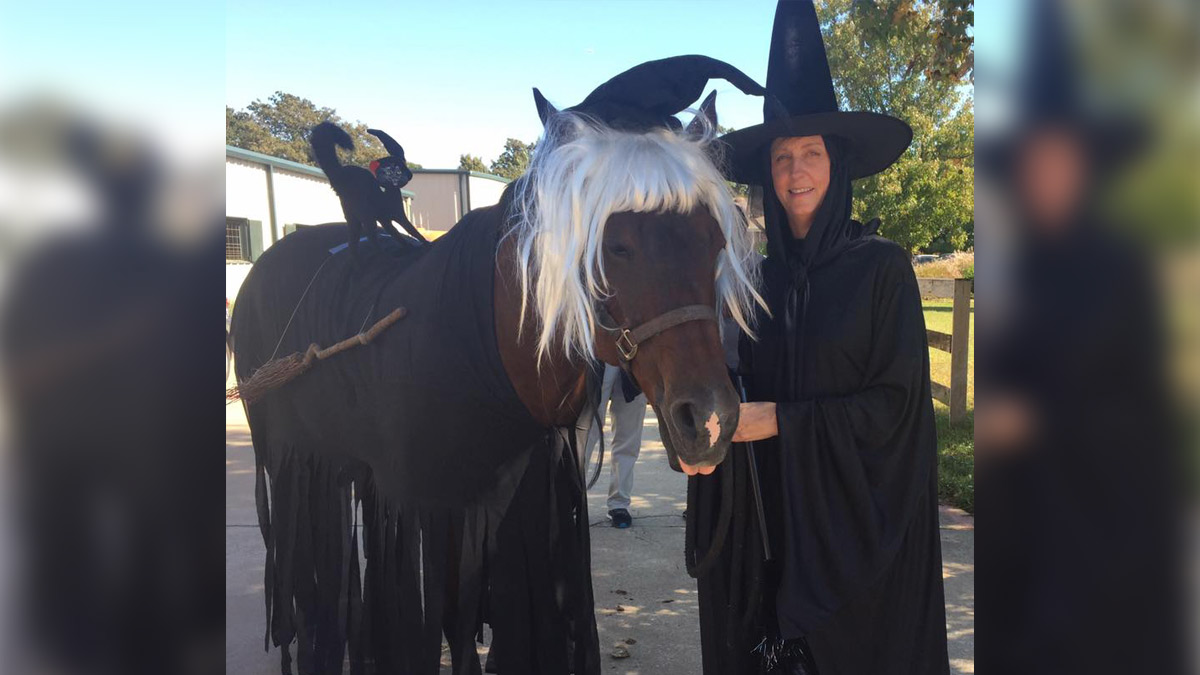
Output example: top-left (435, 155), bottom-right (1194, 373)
top-left (918, 278), bottom-right (972, 425)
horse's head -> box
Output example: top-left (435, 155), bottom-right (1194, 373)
top-left (511, 96), bottom-right (764, 476)
top-left (590, 206), bottom-right (740, 475)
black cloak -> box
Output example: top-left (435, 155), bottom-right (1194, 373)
top-left (976, 219), bottom-right (1183, 675)
top-left (692, 140), bottom-right (949, 674)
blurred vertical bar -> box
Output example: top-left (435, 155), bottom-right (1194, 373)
top-left (0, 1), bottom-right (224, 674)
top-left (975, 0), bottom-right (1197, 673)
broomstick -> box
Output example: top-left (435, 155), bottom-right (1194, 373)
top-left (226, 307), bottom-right (406, 404)
top-left (736, 373), bottom-right (773, 561)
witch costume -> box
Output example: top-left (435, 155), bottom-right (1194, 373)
top-left (691, 2), bottom-right (949, 673)
top-left (232, 55), bottom-right (782, 675)
top-left (975, 2), bottom-right (1184, 674)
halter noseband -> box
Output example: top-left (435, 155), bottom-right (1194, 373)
top-left (597, 303), bottom-right (718, 362)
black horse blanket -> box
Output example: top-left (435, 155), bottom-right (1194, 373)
top-left (232, 208), bottom-right (599, 674)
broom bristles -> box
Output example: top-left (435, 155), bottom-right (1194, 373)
top-left (226, 352), bottom-right (311, 404)
top-left (225, 306), bottom-right (407, 405)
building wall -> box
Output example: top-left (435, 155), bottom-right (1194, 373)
top-left (226, 153), bottom-right (412, 303)
top-left (468, 175), bottom-right (507, 212)
top-left (272, 170), bottom-right (345, 229)
top-left (225, 158), bottom-right (272, 246)
top-left (227, 262), bottom-right (253, 305)
top-left (405, 172), bottom-right (463, 232)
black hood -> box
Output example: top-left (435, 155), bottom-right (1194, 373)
top-left (761, 135), bottom-right (874, 284)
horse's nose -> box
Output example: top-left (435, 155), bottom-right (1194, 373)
top-left (669, 397), bottom-right (727, 455)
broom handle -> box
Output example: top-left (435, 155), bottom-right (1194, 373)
top-left (228, 307), bottom-right (408, 404)
top-left (736, 374), bottom-right (773, 562)
top-left (306, 307), bottom-right (408, 363)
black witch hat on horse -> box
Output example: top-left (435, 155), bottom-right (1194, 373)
top-left (231, 55), bottom-right (779, 674)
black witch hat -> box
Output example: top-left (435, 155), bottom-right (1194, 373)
top-left (532, 54), bottom-right (786, 133)
top-left (981, 0), bottom-right (1145, 174)
top-left (720, 0), bottom-right (912, 184)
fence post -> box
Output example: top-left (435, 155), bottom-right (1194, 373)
top-left (949, 278), bottom-right (972, 424)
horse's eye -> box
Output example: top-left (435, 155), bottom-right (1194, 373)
top-left (609, 244), bottom-right (632, 259)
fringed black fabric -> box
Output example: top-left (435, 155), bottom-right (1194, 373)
top-left (691, 431), bottom-right (772, 675)
top-left (488, 430), bottom-right (599, 675)
top-left (249, 431), bottom-right (599, 675)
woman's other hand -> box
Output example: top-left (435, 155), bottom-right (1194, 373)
top-left (733, 402), bottom-right (778, 442)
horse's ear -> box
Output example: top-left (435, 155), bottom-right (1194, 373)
top-left (685, 90), bottom-right (718, 137)
top-left (533, 88), bottom-right (558, 127)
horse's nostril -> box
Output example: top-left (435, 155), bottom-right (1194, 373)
top-left (671, 400), bottom-right (700, 438)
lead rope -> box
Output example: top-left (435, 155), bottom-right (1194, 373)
top-left (683, 446), bottom-right (736, 579)
top-left (585, 393), bottom-right (606, 491)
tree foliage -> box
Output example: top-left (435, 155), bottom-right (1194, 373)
top-left (225, 92), bottom-right (421, 169)
top-left (458, 154), bottom-right (488, 173)
top-left (819, 0), bottom-right (974, 252)
top-left (488, 138), bottom-right (537, 181)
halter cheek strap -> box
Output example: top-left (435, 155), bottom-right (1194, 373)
top-left (598, 304), bottom-right (718, 362)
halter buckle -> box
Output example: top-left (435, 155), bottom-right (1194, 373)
top-left (615, 329), bottom-right (638, 361)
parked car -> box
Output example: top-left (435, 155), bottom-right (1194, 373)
top-left (913, 254), bottom-right (939, 265)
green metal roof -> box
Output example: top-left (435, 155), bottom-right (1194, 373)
top-left (226, 145), bottom-right (416, 198)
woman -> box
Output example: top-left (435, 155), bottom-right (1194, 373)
top-left (694, 2), bottom-right (950, 673)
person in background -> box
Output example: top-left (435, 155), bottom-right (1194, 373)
top-left (578, 363), bottom-right (647, 528)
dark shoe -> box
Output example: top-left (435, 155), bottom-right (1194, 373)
top-left (608, 508), bottom-right (632, 528)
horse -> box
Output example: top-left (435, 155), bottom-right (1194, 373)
top-left (231, 75), bottom-right (765, 675)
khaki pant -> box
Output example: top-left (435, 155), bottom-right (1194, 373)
top-left (577, 364), bottom-right (647, 512)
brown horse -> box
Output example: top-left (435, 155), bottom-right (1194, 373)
top-left (232, 88), bottom-right (763, 674)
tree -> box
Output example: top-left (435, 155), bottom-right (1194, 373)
top-left (458, 154), bottom-right (488, 173)
top-left (818, 0), bottom-right (974, 253)
top-left (716, 124), bottom-right (751, 199)
top-left (225, 92), bottom-right (420, 169)
top-left (488, 138), bottom-right (537, 181)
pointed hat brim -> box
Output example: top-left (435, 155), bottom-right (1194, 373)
top-left (719, 110), bottom-right (912, 184)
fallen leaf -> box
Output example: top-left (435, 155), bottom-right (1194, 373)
top-left (611, 645), bottom-right (631, 659)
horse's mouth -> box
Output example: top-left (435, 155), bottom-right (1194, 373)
top-left (678, 459), bottom-right (716, 476)
top-left (652, 403), bottom-right (728, 476)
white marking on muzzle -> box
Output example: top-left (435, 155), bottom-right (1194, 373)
top-left (704, 412), bottom-right (721, 450)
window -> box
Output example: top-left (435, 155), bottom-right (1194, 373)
top-left (226, 218), bottom-right (251, 262)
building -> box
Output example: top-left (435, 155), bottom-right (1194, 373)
top-left (404, 169), bottom-right (510, 234)
top-left (225, 147), bottom-right (512, 303)
top-left (225, 145), bottom-right (416, 302)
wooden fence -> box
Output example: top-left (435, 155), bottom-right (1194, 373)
top-left (918, 278), bottom-right (972, 425)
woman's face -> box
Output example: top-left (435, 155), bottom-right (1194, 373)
top-left (770, 135), bottom-right (831, 238)
top-left (1015, 127), bottom-right (1088, 235)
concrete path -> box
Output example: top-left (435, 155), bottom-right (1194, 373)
top-left (227, 400), bottom-right (974, 674)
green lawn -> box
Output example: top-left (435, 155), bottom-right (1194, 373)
top-left (923, 298), bottom-right (974, 513)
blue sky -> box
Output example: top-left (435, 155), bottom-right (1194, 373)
top-left (0, 1), bottom-right (988, 167)
top-left (974, 0), bottom-right (1021, 134)
top-left (0, 1), bottom-right (224, 160)
top-left (226, 1), bottom-right (783, 168)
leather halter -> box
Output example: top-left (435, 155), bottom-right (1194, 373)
top-left (596, 303), bottom-right (718, 362)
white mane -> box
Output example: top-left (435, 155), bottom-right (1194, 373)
top-left (505, 109), bottom-right (765, 364)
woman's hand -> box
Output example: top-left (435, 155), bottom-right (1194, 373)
top-left (975, 393), bottom-right (1037, 456)
top-left (733, 402), bottom-right (778, 442)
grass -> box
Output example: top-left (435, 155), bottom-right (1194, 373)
top-left (923, 298), bottom-right (974, 513)
top-left (913, 251), bottom-right (975, 280)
